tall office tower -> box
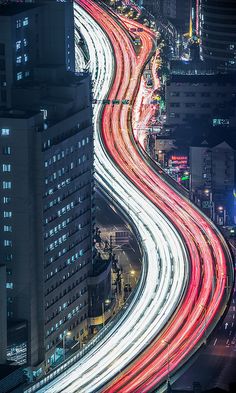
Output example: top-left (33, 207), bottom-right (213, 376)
top-left (200, 0), bottom-right (236, 72)
top-left (0, 3), bottom-right (94, 373)
top-left (0, 2), bottom-right (75, 108)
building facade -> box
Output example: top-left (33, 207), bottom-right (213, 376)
top-left (0, 2), bottom-right (75, 109)
top-left (200, 0), bottom-right (236, 72)
top-left (0, 2), bottom-right (94, 373)
top-left (190, 139), bottom-right (235, 224)
top-left (165, 74), bottom-right (236, 128)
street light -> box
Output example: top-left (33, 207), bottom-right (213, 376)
top-left (62, 331), bottom-right (71, 361)
top-left (102, 299), bottom-right (111, 327)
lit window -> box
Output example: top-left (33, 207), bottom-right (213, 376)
top-left (3, 197), bottom-right (11, 204)
top-left (6, 283), bottom-right (13, 289)
top-left (4, 225), bottom-right (12, 232)
top-left (16, 41), bottom-right (21, 50)
top-left (25, 71), bottom-right (30, 77)
top-left (17, 72), bottom-right (23, 81)
top-left (16, 56), bottom-right (22, 64)
top-left (23, 17), bottom-right (29, 26)
top-left (3, 181), bottom-right (11, 189)
top-left (24, 54), bottom-right (28, 62)
top-left (3, 146), bottom-right (11, 155)
top-left (4, 240), bottom-right (12, 247)
top-left (1, 128), bottom-right (10, 136)
top-left (23, 38), bottom-right (27, 47)
top-left (16, 19), bottom-right (21, 28)
top-left (4, 211), bottom-right (12, 218)
top-left (2, 164), bottom-right (11, 172)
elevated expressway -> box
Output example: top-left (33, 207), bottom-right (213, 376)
top-left (25, 1), bottom-right (234, 392)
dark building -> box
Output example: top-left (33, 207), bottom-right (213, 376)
top-left (190, 135), bottom-right (235, 225)
top-left (200, 0), bottom-right (236, 72)
top-left (0, 2), bottom-right (75, 108)
top-left (165, 73), bottom-right (236, 128)
top-left (0, 2), bottom-right (94, 375)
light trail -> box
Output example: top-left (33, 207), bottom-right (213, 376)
top-left (24, 1), bottom-right (233, 392)
top-left (78, 1), bottom-right (233, 392)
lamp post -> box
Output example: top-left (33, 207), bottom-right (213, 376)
top-left (102, 299), bottom-right (111, 327)
top-left (62, 331), bottom-right (71, 361)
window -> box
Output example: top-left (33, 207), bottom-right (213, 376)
top-left (4, 211), bottom-right (12, 218)
top-left (3, 182), bottom-right (12, 189)
top-left (4, 254), bottom-right (12, 261)
top-left (3, 197), bottom-right (11, 204)
top-left (4, 225), bottom-right (12, 232)
top-left (2, 164), bottom-right (11, 172)
top-left (16, 56), bottom-right (22, 64)
top-left (4, 240), bottom-right (12, 247)
top-left (23, 38), bottom-right (27, 47)
top-left (1, 128), bottom-right (10, 136)
top-left (16, 41), bottom-right (21, 50)
top-left (6, 283), bottom-right (13, 289)
top-left (16, 19), bottom-right (21, 28)
top-left (23, 17), bottom-right (29, 26)
top-left (185, 103), bottom-right (195, 108)
top-left (3, 146), bottom-right (11, 155)
top-left (17, 72), bottom-right (23, 81)
top-left (24, 54), bottom-right (28, 62)
top-left (25, 71), bottom-right (30, 77)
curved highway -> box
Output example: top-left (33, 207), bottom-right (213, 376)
top-left (25, 1), bottom-right (233, 393)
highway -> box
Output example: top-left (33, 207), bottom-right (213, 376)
top-left (24, 1), bottom-right (234, 393)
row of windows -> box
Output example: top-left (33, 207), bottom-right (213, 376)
top-left (2, 164), bottom-right (11, 172)
top-left (170, 102), bottom-right (212, 108)
top-left (45, 233), bottom-right (88, 269)
top-left (16, 17), bottom-right (29, 29)
top-left (45, 269), bottom-right (87, 299)
top-left (44, 137), bottom-right (90, 167)
top-left (45, 168), bottom-right (91, 199)
top-left (4, 240), bottom-right (12, 247)
top-left (46, 287), bottom-right (87, 318)
top-left (4, 225), bottom-right (12, 232)
top-left (45, 155), bottom-right (89, 186)
top-left (45, 218), bottom-right (71, 239)
top-left (46, 301), bottom-right (87, 337)
top-left (170, 91), bottom-right (216, 97)
top-left (46, 233), bottom-right (69, 253)
top-left (45, 252), bottom-right (85, 281)
top-left (3, 211), bottom-right (12, 218)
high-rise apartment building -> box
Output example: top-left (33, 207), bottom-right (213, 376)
top-left (0, 2), bottom-right (94, 373)
top-left (0, 2), bottom-right (75, 108)
top-left (200, 0), bottom-right (236, 72)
